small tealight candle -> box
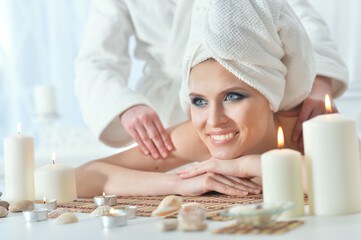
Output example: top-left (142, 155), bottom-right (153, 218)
top-left (23, 209), bottom-right (48, 222)
top-left (261, 126), bottom-right (304, 218)
top-left (94, 192), bottom-right (117, 206)
top-left (33, 197), bottom-right (57, 212)
top-left (100, 208), bottom-right (127, 228)
top-left (118, 206), bottom-right (137, 219)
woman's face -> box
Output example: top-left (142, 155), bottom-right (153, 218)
top-left (189, 60), bottom-right (274, 159)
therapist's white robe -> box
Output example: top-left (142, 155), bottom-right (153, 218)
top-left (74, 0), bottom-right (348, 148)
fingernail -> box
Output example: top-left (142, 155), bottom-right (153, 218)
top-left (253, 189), bottom-right (261, 194)
top-left (179, 174), bottom-right (186, 178)
top-left (167, 145), bottom-right (173, 151)
top-left (161, 152), bottom-right (168, 158)
top-left (153, 154), bottom-right (159, 159)
top-left (242, 191), bottom-right (248, 195)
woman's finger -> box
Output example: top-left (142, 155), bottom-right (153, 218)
top-left (226, 176), bottom-right (262, 193)
top-left (177, 160), bottom-right (215, 178)
top-left (205, 174), bottom-right (249, 196)
top-left (136, 124), bottom-right (161, 159)
top-left (212, 174), bottom-right (260, 194)
top-left (178, 159), bottom-right (250, 179)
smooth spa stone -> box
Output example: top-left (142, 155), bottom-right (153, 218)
top-left (178, 203), bottom-right (207, 231)
top-left (48, 208), bottom-right (75, 219)
top-left (54, 213), bottom-right (78, 224)
top-left (90, 206), bottom-right (111, 217)
top-left (0, 201), bottom-right (10, 210)
top-left (0, 206), bottom-right (8, 218)
top-left (151, 196), bottom-right (183, 218)
top-left (9, 200), bottom-right (34, 212)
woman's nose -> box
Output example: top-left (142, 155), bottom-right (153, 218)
top-left (207, 104), bottom-right (227, 127)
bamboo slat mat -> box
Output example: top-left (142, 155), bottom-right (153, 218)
top-left (58, 194), bottom-right (308, 221)
top-left (213, 220), bottom-right (305, 235)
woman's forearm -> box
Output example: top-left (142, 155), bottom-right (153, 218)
top-left (76, 160), bottom-right (181, 197)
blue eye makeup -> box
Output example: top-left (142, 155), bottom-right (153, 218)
top-left (191, 97), bottom-right (208, 107)
top-left (224, 92), bottom-right (249, 102)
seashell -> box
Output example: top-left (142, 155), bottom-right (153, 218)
top-left (48, 208), bottom-right (75, 219)
top-left (158, 219), bottom-right (178, 231)
top-left (0, 206), bottom-right (8, 218)
top-left (178, 220), bottom-right (207, 231)
top-left (178, 203), bottom-right (207, 231)
top-left (151, 195), bottom-right (182, 218)
top-left (9, 200), bottom-right (34, 212)
top-left (0, 200), bottom-right (10, 210)
top-left (54, 213), bottom-right (78, 224)
top-left (90, 205), bottom-right (110, 217)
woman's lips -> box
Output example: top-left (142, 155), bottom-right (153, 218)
top-left (208, 131), bottom-right (238, 145)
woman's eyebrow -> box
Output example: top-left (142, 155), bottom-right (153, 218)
top-left (189, 92), bottom-right (205, 97)
top-left (221, 86), bottom-right (250, 93)
top-left (189, 86), bottom-right (250, 96)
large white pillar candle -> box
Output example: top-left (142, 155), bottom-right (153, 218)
top-left (33, 86), bottom-right (57, 116)
top-left (4, 123), bottom-right (35, 202)
top-left (261, 127), bottom-right (304, 218)
top-left (303, 96), bottom-right (361, 216)
top-left (34, 153), bottom-right (77, 203)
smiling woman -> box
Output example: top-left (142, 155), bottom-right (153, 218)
top-left (75, 0), bottom-right (315, 198)
top-left (188, 59), bottom-right (277, 160)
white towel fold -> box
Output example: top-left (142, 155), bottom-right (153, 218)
top-left (180, 0), bottom-right (316, 113)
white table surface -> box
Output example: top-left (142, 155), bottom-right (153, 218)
top-left (1, 176), bottom-right (360, 240)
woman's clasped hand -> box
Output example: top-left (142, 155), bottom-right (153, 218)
top-left (176, 156), bottom-right (262, 196)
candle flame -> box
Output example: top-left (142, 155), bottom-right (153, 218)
top-left (17, 122), bottom-right (21, 135)
top-left (277, 126), bottom-right (284, 149)
top-left (109, 208), bottom-right (115, 216)
top-left (102, 192), bottom-right (106, 197)
top-left (325, 94), bottom-right (332, 113)
top-left (52, 152), bottom-right (56, 164)
top-left (43, 197), bottom-right (47, 203)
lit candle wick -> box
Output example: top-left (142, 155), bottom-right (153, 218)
top-left (102, 192), bottom-right (106, 198)
top-left (277, 126), bottom-right (284, 149)
top-left (325, 94), bottom-right (332, 113)
top-left (43, 197), bottom-right (47, 204)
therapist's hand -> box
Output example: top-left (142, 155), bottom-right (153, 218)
top-left (288, 76), bottom-right (338, 148)
top-left (120, 105), bottom-right (174, 159)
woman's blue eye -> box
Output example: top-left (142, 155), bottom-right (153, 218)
top-left (224, 92), bottom-right (248, 102)
top-left (191, 97), bottom-right (208, 107)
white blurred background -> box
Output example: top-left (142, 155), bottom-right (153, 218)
top-left (0, 0), bottom-right (360, 172)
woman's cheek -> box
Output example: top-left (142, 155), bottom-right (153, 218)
top-left (190, 108), bottom-right (204, 131)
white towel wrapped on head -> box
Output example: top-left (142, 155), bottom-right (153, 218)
top-left (180, 0), bottom-right (316, 113)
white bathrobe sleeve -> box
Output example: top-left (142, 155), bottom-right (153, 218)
top-left (289, 0), bottom-right (349, 98)
top-left (74, 0), bottom-right (153, 147)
